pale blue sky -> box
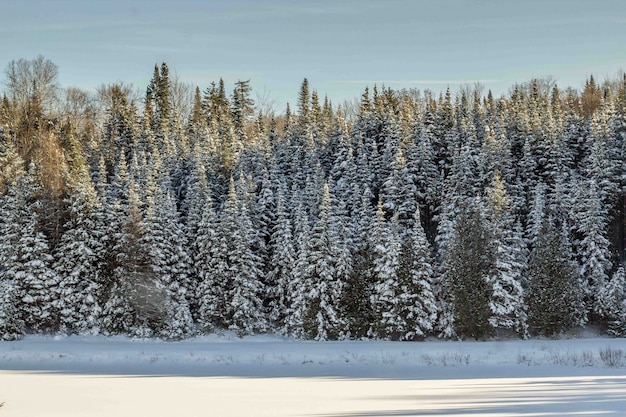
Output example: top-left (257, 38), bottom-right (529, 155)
top-left (1, 0), bottom-right (624, 109)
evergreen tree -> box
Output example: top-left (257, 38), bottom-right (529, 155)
top-left (1, 172), bottom-right (59, 333)
top-left (102, 181), bottom-right (157, 337)
top-left (596, 266), bottom-right (626, 336)
top-left (232, 79), bottom-right (254, 141)
top-left (343, 190), bottom-right (376, 338)
top-left (485, 172), bottom-right (528, 337)
top-left (572, 179), bottom-right (613, 317)
top-left (0, 278), bottom-right (23, 340)
top-left (304, 183), bottom-right (345, 340)
top-left (286, 198), bottom-right (311, 338)
top-left (194, 194), bottom-right (222, 332)
top-left (443, 202), bottom-right (494, 339)
top-left (266, 184), bottom-right (296, 333)
top-left (370, 203), bottom-right (403, 339)
top-left (0, 127), bottom-right (25, 194)
top-left (53, 163), bottom-right (105, 334)
top-left (526, 217), bottom-right (584, 336)
top-left (395, 208), bottom-right (438, 340)
top-left (228, 200), bottom-right (267, 335)
top-left (141, 178), bottom-right (194, 340)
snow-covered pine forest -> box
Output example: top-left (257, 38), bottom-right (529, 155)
top-left (1, 57), bottom-right (625, 341)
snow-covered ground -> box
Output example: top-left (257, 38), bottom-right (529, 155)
top-left (1, 334), bottom-right (626, 416)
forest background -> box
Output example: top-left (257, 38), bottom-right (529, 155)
top-left (0, 56), bottom-right (625, 342)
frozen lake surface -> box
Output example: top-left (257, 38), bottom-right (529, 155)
top-left (1, 335), bottom-right (626, 416)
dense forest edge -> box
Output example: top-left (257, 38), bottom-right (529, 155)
top-left (0, 55), bottom-right (625, 341)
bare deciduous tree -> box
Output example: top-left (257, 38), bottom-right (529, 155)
top-left (4, 55), bottom-right (59, 110)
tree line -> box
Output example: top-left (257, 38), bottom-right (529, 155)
top-left (0, 56), bottom-right (625, 341)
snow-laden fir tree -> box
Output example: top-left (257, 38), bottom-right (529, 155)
top-left (196, 178), bottom-right (266, 335)
top-left (53, 163), bottom-right (105, 335)
top-left (370, 201), bottom-right (402, 339)
top-left (571, 179), bottom-right (613, 317)
top-left (285, 197), bottom-right (311, 338)
top-left (141, 174), bottom-right (194, 340)
top-left (596, 266), bottom-right (626, 336)
top-left (381, 148), bottom-right (417, 230)
top-left (526, 216), bottom-right (585, 337)
top-left (0, 277), bottom-right (23, 340)
top-left (227, 198), bottom-right (267, 335)
top-left (303, 183), bottom-right (346, 340)
top-left (395, 207), bottom-right (438, 340)
top-left (102, 180), bottom-right (157, 337)
top-left (442, 201), bottom-right (494, 339)
top-left (266, 183), bottom-right (295, 333)
top-left (342, 189), bottom-right (376, 338)
top-left (194, 193), bottom-right (222, 332)
top-left (2, 171), bottom-right (59, 333)
top-left (485, 171), bottom-right (528, 337)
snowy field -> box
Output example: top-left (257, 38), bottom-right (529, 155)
top-left (2, 335), bottom-right (626, 416)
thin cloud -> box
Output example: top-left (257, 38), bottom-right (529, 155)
top-left (337, 79), bottom-right (504, 85)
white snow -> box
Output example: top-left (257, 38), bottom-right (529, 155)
top-left (1, 334), bottom-right (626, 416)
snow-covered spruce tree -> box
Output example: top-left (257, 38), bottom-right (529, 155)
top-left (342, 190), bottom-right (376, 339)
top-left (525, 217), bottom-right (585, 337)
top-left (370, 202), bottom-right (402, 339)
top-left (395, 208), bottom-right (438, 340)
top-left (227, 199), bottom-right (267, 336)
top-left (102, 180), bottom-right (158, 337)
top-left (596, 266), bottom-right (626, 336)
top-left (330, 195), bottom-right (353, 339)
top-left (405, 129), bottom-right (441, 240)
top-left (141, 177), bottom-right (194, 340)
top-left (266, 183), bottom-right (296, 333)
top-left (442, 201), bottom-right (494, 340)
top-left (485, 171), bottom-right (528, 337)
top-left (434, 141), bottom-right (486, 339)
top-left (381, 148), bottom-right (417, 231)
top-left (286, 197), bottom-right (311, 338)
top-left (0, 278), bottom-right (23, 340)
top-left (526, 182), bottom-right (548, 246)
top-left (194, 193), bottom-right (222, 332)
top-left (53, 163), bottom-right (105, 335)
top-left (303, 183), bottom-right (346, 340)
top-left (0, 131), bottom-right (26, 339)
top-left (197, 178), bottom-right (266, 335)
top-left (571, 179), bottom-right (613, 319)
top-left (2, 172), bottom-right (59, 334)
top-left (182, 156), bottom-right (210, 318)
